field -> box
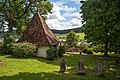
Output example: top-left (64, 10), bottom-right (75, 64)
top-left (0, 53), bottom-right (120, 80)
top-left (55, 33), bottom-right (85, 41)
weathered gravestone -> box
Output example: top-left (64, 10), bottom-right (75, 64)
top-left (60, 58), bottom-right (67, 72)
top-left (96, 62), bottom-right (105, 76)
top-left (80, 51), bottom-right (82, 55)
top-left (77, 60), bottom-right (85, 75)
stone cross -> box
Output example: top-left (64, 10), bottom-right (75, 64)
top-left (60, 58), bottom-right (67, 72)
top-left (77, 60), bottom-right (85, 75)
top-left (96, 62), bottom-right (104, 76)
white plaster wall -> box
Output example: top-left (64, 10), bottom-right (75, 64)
top-left (36, 47), bottom-right (49, 58)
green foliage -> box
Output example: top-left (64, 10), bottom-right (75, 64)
top-left (0, 0), bottom-right (53, 34)
top-left (2, 33), bottom-right (16, 54)
top-left (3, 33), bottom-right (16, 44)
top-left (80, 0), bottom-right (120, 55)
top-left (66, 30), bottom-right (79, 46)
top-left (12, 42), bottom-right (37, 58)
top-left (57, 46), bottom-right (65, 57)
top-left (0, 42), bottom-right (3, 46)
top-left (47, 46), bottom-right (65, 60)
top-left (83, 48), bottom-right (93, 54)
top-left (92, 44), bottom-right (105, 53)
top-left (47, 47), bottom-right (58, 60)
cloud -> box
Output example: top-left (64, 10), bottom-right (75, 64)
top-left (54, 1), bottom-right (77, 12)
top-left (70, 13), bottom-right (83, 27)
top-left (71, 12), bottom-right (82, 19)
top-left (47, 3), bottom-right (66, 21)
top-left (63, 12), bottom-right (82, 18)
top-left (46, 19), bottom-right (62, 30)
top-left (54, 1), bottom-right (66, 6)
top-left (46, 2), bottom-right (66, 30)
top-left (62, 5), bottom-right (76, 12)
top-left (62, 12), bottom-right (83, 27)
top-left (71, 18), bottom-right (80, 26)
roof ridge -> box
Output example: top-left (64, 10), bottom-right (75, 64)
top-left (37, 13), bottom-right (51, 46)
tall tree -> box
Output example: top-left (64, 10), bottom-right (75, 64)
top-left (0, 0), bottom-right (53, 34)
top-left (66, 30), bottom-right (79, 47)
top-left (80, 0), bottom-right (120, 56)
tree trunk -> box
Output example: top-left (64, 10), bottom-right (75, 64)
top-left (8, 18), bottom-right (13, 32)
top-left (104, 41), bottom-right (108, 56)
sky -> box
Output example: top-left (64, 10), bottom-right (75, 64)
top-left (46, 0), bottom-right (85, 30)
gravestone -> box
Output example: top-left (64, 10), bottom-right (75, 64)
top-left (77, 60), bottom-right (85, 75)
top-left (80, 51), bottom-right (82, 55)
top-left (96, 62), bottom-right (105, 76)
top-left (60, 58), bottom-right (67, 72)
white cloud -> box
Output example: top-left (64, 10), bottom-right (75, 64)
top-left (54, 1), bottom-right (66, 6)
top-left (70, 13), bottom-right (83, 27)
top-left (62, 13), bottom-right (70, 17)
top-left (54, 1), bottom-right (77, 12)
top-left (46, 2), bottom-right (66, 30)
top-left (62, 5), bottom-right (76, 12)
top-left (71, 12), bottom-right (82, 19)
top-left (46, 19), bottom-right (62, 30)
top-left (48, 3), bottom-right (65, 21)
top-left (71, 18), bottom-right (80, 26)
top-left (63, 12), bottom-right (82, 18)
top-left (62, 12), bottom-right (83, 27)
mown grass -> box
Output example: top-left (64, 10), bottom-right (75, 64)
top-left (55, 33), bottom-right (85, 41)
top-left (0, 52), bottom-right (120, 80)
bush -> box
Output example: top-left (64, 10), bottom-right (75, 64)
top-left (83, 48), bottom-right (93, 54)
top-left (12, 42), bottom-right (37, 58)
top-left (57, 46), bottom-right (65, 57)
top-left (92, 44), bottom-right (105, 53)
top-left (66, 30), bottom-right (79, 47)
top-left (2, 43), bottom-right (13, 54)
top-left (47, 47), bottom-right (58, 60)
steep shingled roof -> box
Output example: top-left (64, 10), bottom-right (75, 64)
top-left (17, 12), bottom-right (59, 47)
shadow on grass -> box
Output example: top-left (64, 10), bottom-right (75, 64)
top-left (0, 53), bottom-right (8, 56)
top-left (0, 72), bottom-right (112, 80)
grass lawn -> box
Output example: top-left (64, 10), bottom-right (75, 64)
top-left (55, 33), bottom-right (85, 41)
top-left (0, 52), bottom-right (120, 80)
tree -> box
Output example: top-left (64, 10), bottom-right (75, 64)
top-left (80, 0), bottom-right (120, 56)
top-left (66, 30), bottom-right (79, 47)
top-left (0, 0), bottom-right (53, 34)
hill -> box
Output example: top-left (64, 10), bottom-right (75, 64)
top-left (51, 27), bottom-right (81, 34)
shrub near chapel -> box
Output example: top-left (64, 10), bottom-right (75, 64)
top-left (12, 42), bottom-right (37, 58)
top-left (57, 46), bottom-right (65, 57)
top-left (47, 47), bottom-right (58, 60)
top-left (47, 46), bottom-right (65, 60)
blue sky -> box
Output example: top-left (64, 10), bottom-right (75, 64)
top-left (46, 0), bottom-right (85, 30)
